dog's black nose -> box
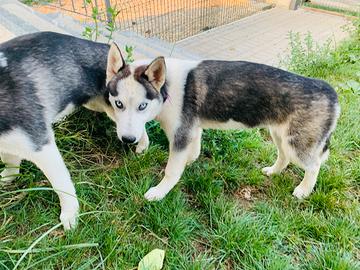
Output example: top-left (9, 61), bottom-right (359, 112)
top-left (122, 136), bottom-right (136, 144)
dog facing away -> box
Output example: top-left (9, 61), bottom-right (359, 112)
top-left (0, 32), bottom-right (149, 230)
top-left (105, 43), bottom-right (340, 201)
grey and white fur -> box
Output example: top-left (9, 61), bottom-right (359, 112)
top-left (0, 32), bottom-right (149, 230)
top-left (105, 43), bottom-right (340, 201)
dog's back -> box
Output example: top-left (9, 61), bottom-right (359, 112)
top-left (192, 61), bottom-right (338, 126)
top-left (0, 32), bottom-right (109, 148)
top-left (184, 61), bottom-right (339, 156)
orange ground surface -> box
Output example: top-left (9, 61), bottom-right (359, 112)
top-left (34, 0), bottom-right (255, 22)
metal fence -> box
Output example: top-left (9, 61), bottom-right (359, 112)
top-left (44, 0), bottom-right (274, 42)
top-left (303, 0), bottom-right (360, 15)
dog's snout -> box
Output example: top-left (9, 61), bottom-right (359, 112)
top-left (122, 135), bottom-right (136, 144)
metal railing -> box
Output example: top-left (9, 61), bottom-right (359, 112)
top-left (44, 0), bottom-right (274, 42)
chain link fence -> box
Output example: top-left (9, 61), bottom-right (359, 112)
top-left (42, 0), bottom-right (275, 42)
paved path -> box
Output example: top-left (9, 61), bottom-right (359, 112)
top-left (0, 23), bottom-right (14, 43)
top-left (0, 0), bottom-right (67, 42)
top-left (175, 7), bottom-right (351, 66)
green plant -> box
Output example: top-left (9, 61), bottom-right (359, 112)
top-left (21, 0), bottom-right (53, 6)
top-left (82, 0), bottom-right (122, 44)
top-left (279, 31), bottom-right (334, 77)
top-left (82, 0), bottom-right (100, 42)
top-left (304, 2), bottom-right (360, 17)
top-left (124, 45), bottom-right (135, 64)
top-left (81, 1), bottom-right (134, 64)
top-left (105, 6), bottom-right (120, 43)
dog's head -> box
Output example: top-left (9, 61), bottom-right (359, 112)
top-left (106, 43), bottom-right (167, 144)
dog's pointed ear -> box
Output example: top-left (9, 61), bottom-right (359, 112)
top-left (144, 57), bottom-right (166, 91)
top-left (106, 42), bottom-right (125, 84)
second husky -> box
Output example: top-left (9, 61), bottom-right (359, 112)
top-left (105, 43), bottom-right (340, 201)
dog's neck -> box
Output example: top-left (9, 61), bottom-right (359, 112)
top-left (155, 58), bottom-right (200, 127)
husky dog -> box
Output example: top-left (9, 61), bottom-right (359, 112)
top-left (105, 43), bottom-right (340, 201)
top-left (0, 32), bottom-right (149, 230)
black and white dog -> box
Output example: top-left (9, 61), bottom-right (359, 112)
top-left (0, 32), bottom-right (149, 230)
top-left (105, 43), bottom-right (340, 201)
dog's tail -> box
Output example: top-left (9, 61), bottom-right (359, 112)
top-left (321, 98), bottom-right (340, 164)
top-left (320, 136), bottom-right (331, 164)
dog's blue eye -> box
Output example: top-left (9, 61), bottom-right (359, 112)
top-left (115, 100), bottom-right (124, 109)
top-left (138, 102), bottom-right (148, 111)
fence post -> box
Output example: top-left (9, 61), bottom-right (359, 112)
top-left (289, 0), bottom-right (302, 10)
top-left (104, 0), bottom-right (112, 23)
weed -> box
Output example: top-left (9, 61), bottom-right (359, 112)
top-left (21, 0), bottom-right (53, 6)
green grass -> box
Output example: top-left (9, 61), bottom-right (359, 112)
top-left (304, 3), bottom-right (360, 18)
top-left (21, 0), bottom-right (54, 6)
top-left (1, 20), bottom-right (360, 269)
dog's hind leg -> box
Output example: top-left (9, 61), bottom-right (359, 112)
top-left (293, 158), bottom-right (321, 199)
top-left (289, 133), bottom-right (325, 199)
top-left (262, 128), bottom-right (289, 176)
top-left (30, 138), bottom-right (79, 230)
top-left (0, 153), bottom-right (22, 184)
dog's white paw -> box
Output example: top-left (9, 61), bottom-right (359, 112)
top-left (135, 142), bottom-right (149, 154)
top-left (60, 200), bottom-right (79, 230)
top-left (60, 210), bottom-right (78, 230)
top-left (292, 184), bottom-right (312, 199)
top-left (0, 169), bottom-right (17, 184)
top-left (144, 187), bottom-right (167, 201)
top-left (262, 166), bottom-right (277, 176)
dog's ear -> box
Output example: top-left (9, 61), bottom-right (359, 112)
top-left (144, 57), bottom-right (166, 91)
top-left (106, 42), bottom-right (125, 84)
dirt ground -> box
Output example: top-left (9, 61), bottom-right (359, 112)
top-left (35, 0), bottom-right (260, 19)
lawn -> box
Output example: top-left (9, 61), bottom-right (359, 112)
top-left (1, 20), bottom-right (359, 269)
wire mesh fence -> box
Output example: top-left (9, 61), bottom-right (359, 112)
top-left (42, 0), bottom-right (275, 42)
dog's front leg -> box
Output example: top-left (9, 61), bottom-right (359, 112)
top-left (32, 138), bottom-right (79, 230)
top-left (136, 127), bottom-right (150, 153)
top-left (144, 145), bottom-right (190, 201)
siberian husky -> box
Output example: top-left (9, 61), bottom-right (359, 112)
top-left (0, 32), bottom-right (149, 230)
top-left (105, 43), bottom-right (340, 201)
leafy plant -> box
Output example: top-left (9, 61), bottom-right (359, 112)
top-left (81, 0), bottom-right (100, 41)
top-left (21, 0), bottom-right (53, 6)
top-left (81, 1), bottom-right (134, 63)
top-left (81, 0), bottom-right (120, 43)
top-left (125, 45), bottom-right (135, 64)
top-left (105, 6), bottom-right (120, 43)
top-left (304, 2), bottom-right (360, 17)
top-left (338, 80), bottom-right (360, 95)
top-left (279, 31), bottom-right (334, 77)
